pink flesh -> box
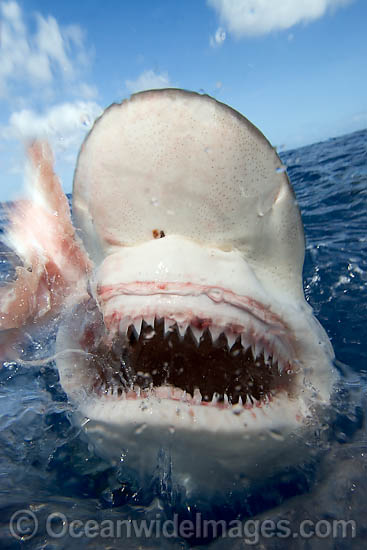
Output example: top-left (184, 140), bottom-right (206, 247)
top-left (98, 281), bottom-right (288, 330)
top-left (0, 142), bottom-right (91, 334)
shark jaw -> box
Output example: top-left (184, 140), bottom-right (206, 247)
top-left (56, 234), bottom-right (335, 471)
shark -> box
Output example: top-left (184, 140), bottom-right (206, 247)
top-left (0, 89), bottom-right (337, 495)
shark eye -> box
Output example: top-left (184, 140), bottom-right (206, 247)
top-left (87, 317), bottom-right (295, 408)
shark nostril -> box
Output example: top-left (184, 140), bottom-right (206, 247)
top-left (152, 229), bottom-right (165, 239)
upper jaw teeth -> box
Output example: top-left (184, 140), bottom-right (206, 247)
top-left (120, 315), bottom-right (292, 375)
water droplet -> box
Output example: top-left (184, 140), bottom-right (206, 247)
top-left (207, 288), bottom-right (223, 301)
top-left (135, 423), bottom-right (147, 435)
top-left (102, 488), bottom-right (114, 504)
top-left (144, 328), bottom-right (156, 340)
top-left (269, 429), bottom-right (284, 441)
top-left (276, 165), bottom-right (287, 173)
top-left (80, 417), bottom-right (90, 428)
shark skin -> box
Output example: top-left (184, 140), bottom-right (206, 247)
top-left (0, 89), bottom-right (337, 495)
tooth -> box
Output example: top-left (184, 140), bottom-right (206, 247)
top-left (224, 393), bottom-right (229, 406)
top-left (156, 386), bottom-right (171, 399)
top-left (241, 335), bottom-right (250, 351)
top-left (225, 331), bottom-right (237, 349)
top-left (132, 317), bottom-right (142, 337)
top-left (251, 344), bottom-right (257, 360)
top-left (177, 323), bottom-right (188, 339)
top-left (190, 326), bottom-right (203, 345)
top-left (143, 326), bottom-right (156, 340)
top-left (264, 348), bottom-right (270, 364)
top-left (238, 396), bottom-right (243, 407)
top-left (208, 326), bottom-right (221, 343)
top-left (193, 388), bottom-right (202, 404)
top-left (119, 318), bottom-right (130, 335)
top-left (278, 360), bottom-right (285, 374)
top-left (245, 395), bottom-right (252, 408)
top-left (164, 318), bottom-right (175, 336)
top-left (144, 316), bottom-right (155, 329)
top-left (172, 387), bottom-right (183, 400)
top-left (255, 341), bottom-right (262, 358)
top-left (211, 392), bottom-right (219, 405)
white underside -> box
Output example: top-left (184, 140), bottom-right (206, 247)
top-left (73, 391), bottom-right (317, 495)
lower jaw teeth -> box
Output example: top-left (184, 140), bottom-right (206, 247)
top-left (95, 384), bottom-right (272, 408)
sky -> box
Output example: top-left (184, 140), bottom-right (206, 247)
top-left (0, 0), bottom-right (366, 200)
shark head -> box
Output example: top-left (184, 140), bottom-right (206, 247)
top-left (54, 89), bottom-right (336, 491)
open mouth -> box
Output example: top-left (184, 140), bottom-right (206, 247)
top-left (86, 317), bottom-right (296, 409)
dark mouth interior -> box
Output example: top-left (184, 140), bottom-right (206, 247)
top-left (87, 318), bottom-right (294, 406)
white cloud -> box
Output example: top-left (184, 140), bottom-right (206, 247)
top-left (125, 70), bottom-right (172, 94)
top-left (207, 0), bottom-right (353, 37)
top-left (209, 27), bottom-right (226, 47)
top-left (73, 83), bottom-right (99, 100)
top-left (2, 101), bottom-right (103, 152)
top-left (0, 1), bottom-right (93, 99)
top-left (0, 1), bottom-right (102, 199)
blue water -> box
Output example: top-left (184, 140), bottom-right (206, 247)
top-left (282, 129), bottom-right (367, 374)
top-left (0, 129), bottom-right (366, 549)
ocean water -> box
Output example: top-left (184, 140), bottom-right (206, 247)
top-left (0, 128), bottom-right (366, 549)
